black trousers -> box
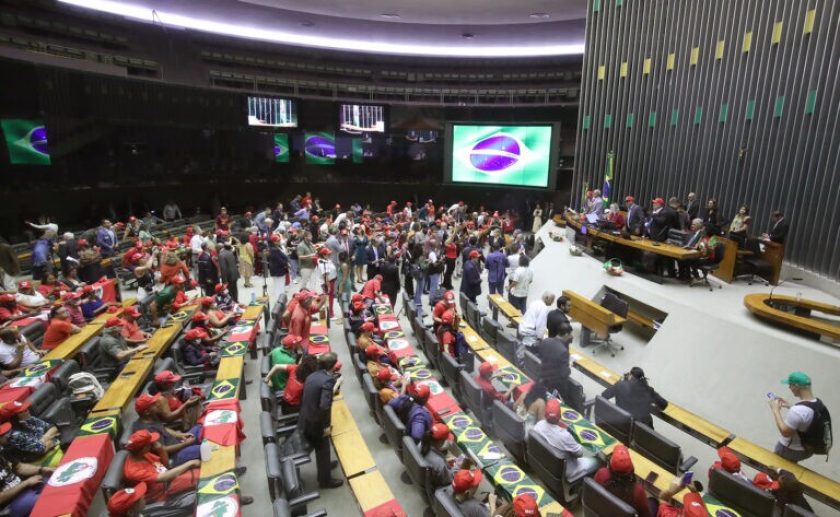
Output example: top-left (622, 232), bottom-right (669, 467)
top-left (306, 432), bottom-right (333, 484)
top-left (442, 257), bottom-right (456, 289)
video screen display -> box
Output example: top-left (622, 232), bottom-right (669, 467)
top-left (449, 124), bottom-right (553, 187)
top-left (247, 96), bottom-right (297, 127)
top-left (304, 132), bottom-right (336, 165)
top-left (1, 119), bottom-right (50, 165)
top-left (273, 134), bottom-right (290, 163)
top-left (340, 104), bottom-right (385, 133)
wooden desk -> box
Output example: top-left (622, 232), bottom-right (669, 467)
top-left (744, 293), bottom-right (840, 342)
top-left (199, 443), bottom-right (237, 478)
top-left (460, 323), bottom-right (490, 352)
top-left (348, 470), bottom-right (401, 514)
top-left (569, 347), bottom-right (622, 384)
top-left (488, 294), bottom-right (523, 325)
top-left (563, 289), bottom-right (627, 340)
top-left (240, 304), bottom-right (263, 321)
top-left (761, 241), bottom-right (784, 285)
top-left (90, 356), bottom-right (154, 414)
top-left (142, 319), bottom-right (188, 359)
top-left (216, 356), bottom-right (245, 382)
top-left (329, 399), bottom-right (355, 437)
top-left (43, 320), bottom-right (106, 360)
top-left (625, 309), bottom-right (656, 330)
top-left (659, 405), bottom-right (734, 448)
top-left (332, 431), bottom-right (377, 478)
top-left (710, 237), bottom-right (738, 283)
top-left (476, 347), bottom-right (513, 368)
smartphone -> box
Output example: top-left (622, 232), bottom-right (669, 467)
top-left (767, 392), bottom-right (777, 400)
top-left (682, 471), bottom-right (694, 486)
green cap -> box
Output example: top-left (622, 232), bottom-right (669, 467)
top-left (781, 372), bottom-right (811, 386)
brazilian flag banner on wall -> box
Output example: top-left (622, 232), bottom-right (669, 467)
top-left (1, 119), bottom-right (51, 165)
top-left (273, 134), bottom-right (289, 163)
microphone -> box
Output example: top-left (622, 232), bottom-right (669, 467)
top-left (769, 277), bottom-right (803, 301)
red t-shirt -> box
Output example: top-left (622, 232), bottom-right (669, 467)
top-left (476, 375), bottom-right (507, 402)
top-left (282, 365), bottom-right (304, 406)
top-left (121, 320), bottom-right (145, 341)
top-left (41, 319), bottom-right (74, 350)
top-left (124, 452), bottom-right (198, 502)
top-left (593, 468), bottom-right (652, 517)
top-left (444, 242), bottom-right (458, 259)
top-left (438, 329), bottom-right (456, 357)
top-left (163, 393), bottom-right (183, 412)
top-left (361, 279), bottom-right (381, 300)
top-left (288, 306), bottom-right (313, 347)
top-left (0, 307), bottom-right (20, 324)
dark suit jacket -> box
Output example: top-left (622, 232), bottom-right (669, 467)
top-left (297, 370), bottom-right (336, 439)
top-left (365, 245), bottom-right (385, 266)
top-left (769, 218), bottom-right (789, 244)
top-left (625, 204), bottom-right (645, 234)
top-left (686, 201), bottom-right (699, 220)
top-left (460, 260), bottom-right (482, 298)
top-left (648, 207), bottom-right (678, 242)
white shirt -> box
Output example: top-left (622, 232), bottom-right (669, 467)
top-left (29, 222), bottom-right (59, 234)
top-left (190, 234), bottom-right (205, 255)
top-left (509, 266), bottom-right (533, 298)
top-left (428, 251), bottom-right (438, 263)
top-left (15, 292), bottom-right (47, 308)
top-left (316, 259), bottom-right (337, 282)
top-left (163, 204), bottom-right (181, 220)
top-left (779, 401), bottom-right (816, 450)
top-left (531, 420), bottom-right (589, 479)
top-left (519, 300), bottom-right (551, 337)
top-left (0, 338), bottom-right (40, 368)
top-left (334, 213), bottom-right (348, 227)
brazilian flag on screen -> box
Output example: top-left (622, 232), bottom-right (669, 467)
top-left (1, 119), bottom-right (51, 165)
top-left (451, 125), bottom-right (551, 187)
top-left (273, 134), bottom-right (289, 163)
top-left (304, 132), bottom-right (336, 165)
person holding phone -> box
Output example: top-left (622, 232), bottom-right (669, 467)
top-left (656, 474), bottom-right (708, 517)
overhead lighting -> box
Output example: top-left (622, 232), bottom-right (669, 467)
top-left (56, 0), bottom-right (584, 57)
top-left (529, 12), bottom-right (550, 19)
top-left (380, 13), bottom-right (400, 20)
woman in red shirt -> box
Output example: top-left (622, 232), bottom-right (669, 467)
top-left (41, 307), bottom-right (81, 351)
top-left (36, 273), bottom-right (68, 301)
top-left (442, 237), bottom-right (459, 290)
top-left (271, 354), bottom-right (318, 415)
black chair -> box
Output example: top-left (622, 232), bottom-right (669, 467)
top-left (708, 468), bottom-right (777, 517)
top-left (527, 431), bottom-right (588, 505)
top-left (492, 400), bottom-right (527, 465)
top-left (272, 498), bottom-right (327, 517)
top-left (423, 328), bottom-right (440, 370)
top-left (50, 359), bottom-right (80, 392)
top-left (734, 238), bottom-right (773, 286)
top-left (260, 411), bottom-right (299, 445)
top-left (459, 292), bottom-right (469, 315)
top-left (265, 442), bottom-right (314, 508)
top-left (261, 355), bottom-right (272, 379)
top-left (593, 396), bottom-right (633, 444)
top-left (522, 350), bottom-right (542, 381)
top-left (433, 487), bottom-right (466, 517)
top-left (630, 422), bottom-right (697, 474)
top-left (438, 351), bottom-right (463, 399)
top-left (28, 383), bottom-right (76, 430)
top-left (590, 293), bottom-right (628, 357)
top-left (100, 450), bottom-right (129, 500)
top-left (459, 370), bottom-right (492, 433)
top-left (402, 436), bottom-right (431, 498)
top-left (479, 316), bottom-right (502, 346)
top-left (465, 301), bottom-right (484, 330)
top-left (381, 405), bottom-right (406, 462)
top-left (581, 477), bottom-right (637, 517)
top-left (691, 243), bottom-right (726, 291)
top-left (19, 321), bottom-right (45, 344)
top-left (77, 337), bottom-right (119, 382)
top-left (361, 373), bottom-right (382, 424)
top-left (495, 334), bottom-right (518, 364)
top-left (666, 229), bottom-right (688, 246)
top-left (783, 504), bottom-right (816, 517)
top-left (170, 338), bottom-right (214, 379)
top-left (353, 354), bottom-right (367, 385)
top-left (564, 378), bottom-right (592, 417)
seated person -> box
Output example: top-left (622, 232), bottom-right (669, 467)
top-left (436, 310), bottom-right (460, 358)
top-left (99, 317), bottom-right (147, 368)
top-left (213, 283), bottom-right (240, 313)
top-left (360, 274), bottom-right (386, 304)
top-left (708, 446), bottom-right (749, 482)
top-left (122, 429), bottom-right (201, 505)
top-left (60, 265), bottom-right (84, 292)
top-left (0, 327), bottom-right (43, 371)
top-left (120, 307), bottom-right (151, 345)
top-left (266, 335), bottom-right (299, 394)
top-left (80, 285), bottom-right (118, 321)
top-left (188, 313), bottom-right (229, 345)
top-left (0, 424), bottom-right (53, 515)
top-left (264, 354), bottom-right (318, 415)
top-left (601, 366), bottom-right (667, 428)
top-left (488, 493), bottom-right (539, 517)
top-left (531, 399), bottom-right (600, 480)
top-left (62, 292), bottom-right (86, 326)
top-left (148, 371), bottom-right (202, 432)
top-left (106, 482), bottom-right (147, 517)
top-left (35, 273), bottom-right (68, 301)
top-left (475, 362), bottom-right (514, 404)
top-left (14, 281), bottom-right (48, 310)
top-left (0, 401), bottom-right (62, 466)
top-left (131, 394), bottom-right (202, 466)
top-left (594, 444), bottom-right (654, 517)
top-left (431, 290), bottom-right (458, 332)
top-left (513, 380), bottom-right (548, 427)
top-left (356, 321), bottom-right (381, 350)
top-left (364, 344), bottom-right (396, 378)
top-left (0, 294), bottom-right (29, 326)
top-left (41, 306), bottom-right (82, 351)
top-left (387, 382), bottom-right (432, 444)
top-left (451, 468), bottom-right (487, 517)
top-left (149, 275), bottom-right (187, 327)
top-left (373, 368), bottom-right (404, 404)
top-left (197, 297), bottom-right (235, 328)
top-left (180, 328), bottom-right (219, 369)
top-left (656, 475), bottom-right (708, 517)
top-left (420, 423), bottom-right (455, 489)
top-left (752, 468), bottom-right (813, 513)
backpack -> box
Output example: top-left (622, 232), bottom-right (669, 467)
top-left (428, 288), bottom-right (446, 308)
top-left (67, 372), bottom-right (105, 399)
top-left (453, 331), bottom-right (469, 361)
top-left (797, 400), bottom-right (833, 456)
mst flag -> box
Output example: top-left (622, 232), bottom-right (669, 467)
top-left (1, 119), bottom-right (51, 165)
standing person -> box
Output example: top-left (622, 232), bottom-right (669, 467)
top-left (532, 205), bottom-right (544, 233)
top-left (508, 255), bottom-right (533, 314)
top-left (315, 248), bottom-right (338, 320)
top-left (425, 241), bottom-right (443, 298)
top-left (297, 353), bottom-right (343, 488)
top-left (351, 227), bottom-right (369, 284)
top-left (378, 252), bottom-right (400, 310)
top-left (163, 200), bottom-right (182, 222)
top-left (625, 196), bottom-right (645, 236)
top-left (56, 232), bottom-right (78, 277)
top-left (441, 235), bottom-right (458, 290)
top-left (217, 240), bottom-right (239, 303)
top-left (587, 190), bottom-right (605, 217)
top-left (266, 235), bottom-right (290, 294)
top-left (196, 242), bottom-right (219, 297)
top-left (366, 236), bottom-right (385, 280)
top-left (770, 372), bottom-right (832, 462)
top-left (460, 250), bottom-right (482, 304)
top-left (296, 232), bottom-right (317, 291)
top-left (238, 231), bottom-right (255, 288)
top-left (685, 192), bottom-right (699, 220)
top-left (516, 292), bottom-right (554, 364)
top-left (485, 245), bottom-right (508, 296)
top-left (96, 220), bottom-right (118, 258)
top-left (601, 367), bottom-right (668, 428)
top-left (324, 229), bottom-right (342, 268)
top-left (761, 211), bottom-right (790, 245)
top-left (702, 198), bottom-right (721, 235)
top-left (536, 318), bottom-right (572, 400)
top-left (335, 251), bottom-right (355, 308)
top-left (30, 233), bottom-right (55, 282)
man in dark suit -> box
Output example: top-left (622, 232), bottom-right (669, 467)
top-left (762, 211), bottom-right (789, 245)
top-left (297, 352), bottom-right (343, 488)
top-left (460, 250), bottom-right (482, 303)
top-left (647, 198), bottom-right (678, 242)
top-left (624, 196), bottom-right (645, 235)
top-left (365, 238), bottom-right (385, 279)
top-left (685, 192), bottom-right (699, 220)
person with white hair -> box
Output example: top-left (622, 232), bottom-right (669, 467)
top-left (57, 232), bottom-right (78, 276)
top-left (516, 291), bottom-right (556, 365)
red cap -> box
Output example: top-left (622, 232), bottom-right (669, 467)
top-left (189, 279), bottom-right (199, 289)
top-left (17, 280), bottom-right (31, 290)
top-left (282, 334), bottom-right (303, 349)
top-left (191, 312), bottom-right (210, 323)
top-left (513, 494), bottom-right (539, 517)
top-left (104, 317), bottom-right (124, 328)
top-left (365, 344), bottom-right (382, 359)
top-left (82, 285), bottom-right (94, 294)
top-left (609, 444), bottom-right (634, 474)
top-left (682, 492), bottom-right (710, 517)
top-left (0, 400), bottom-right (31, 419)
top-left (478, 362), bottom-right (495, 379)
top-left (444, 291), bottom-right (455, 303)
top-left (718, 447), bottom-right (741, 473)
top-left (171, 275), bottom-right (186, 285)
top-left (545, 399), bottom-right (562, 424)
top-left (452, 469), bottom-right (483, 493)
top-left (199, 296), bottom-right (214, 307)
top-left (134, 393), bottom-right (161, 415)
top-left (153, 370), bottom-right (182, 384)
top-left (360, 321), bottom-right (377, 333)
top-left (0, 293), bottom-right (16, 303)
top-left (318, 247), bottom-right (332, 256)
top-left (270, 234), bottom-right (281, 243)
top-left (184, 328), bottom-right (208, 341)
top-left (376, 368), bottom-right (397, 382)
top-left (652, 197), bottom-right (665, 205)
top-left (77, 239), bottom-right (88, 247)
top-left (107, 483), bottom-right (148, 515)
top-left (214, 283), bottom-right (227, 293)
top-left (752, 472), bottom-right (780, 491)
top-left (125, 429), bottom-right (160, 451)
top-left (409, 382), bottom-right (431, 401)
top-left (123, 307), bottom-right (141, 318)
top-left (352, 301), bottom-right (365, 312)
top-left (625, 195), bottom-right (635, 202)
top-left (351, 293), bottom-right (363, 302)
top-left (441, 310), bottom-right (455, 325)
top-left (0, 422), bottom-right (10, 436)
top-left (430, 423), bottom-right (449, 441)
top-left (469, 250), bottom-right (480, 259)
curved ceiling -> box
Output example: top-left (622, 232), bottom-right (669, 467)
top-left (57, 0), bottom-right (586, 58)
top-left (238, 0), bottom-right (587, 25)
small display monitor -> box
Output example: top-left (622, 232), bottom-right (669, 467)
top-left (247, 96), bottom-right (297, 127)
top-left (340, 104), bottom-right (385, 133)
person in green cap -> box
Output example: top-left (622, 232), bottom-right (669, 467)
top-left (770, 371), bottom-right (832, 462)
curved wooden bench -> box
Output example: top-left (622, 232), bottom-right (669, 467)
top-left (744, 293), bottom-right (840, 342)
